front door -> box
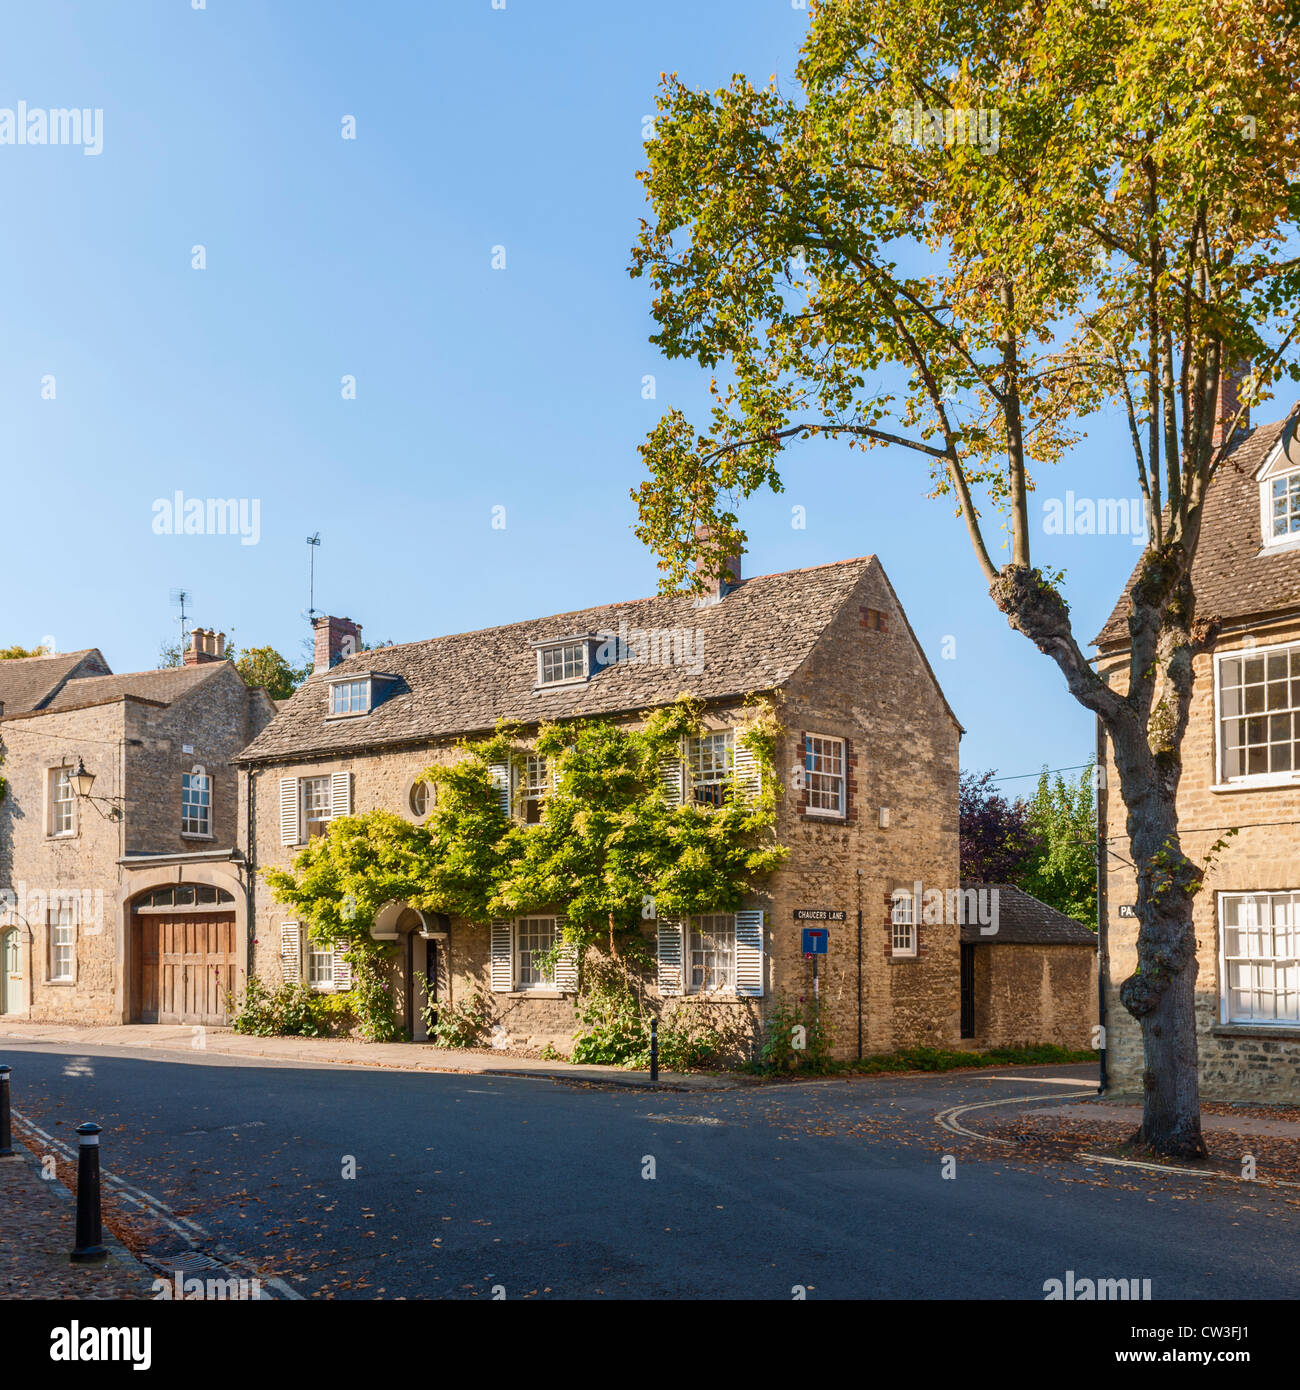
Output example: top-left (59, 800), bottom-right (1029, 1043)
top-left (0, 929), bottom-right (19, 1014)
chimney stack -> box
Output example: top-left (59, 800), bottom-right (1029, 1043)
top-left (183, 628), bottom-right (226, 666)
top-left (313, 616), bottom-right (362, 674)
top-left (1212, 361), bottom-right (1252, 450)
top-left (693, 526), bottom-right (742, 605)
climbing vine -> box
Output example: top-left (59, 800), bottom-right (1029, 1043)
top-left (265, 695), bottom-right (787, 1042)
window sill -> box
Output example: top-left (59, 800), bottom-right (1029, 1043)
top-left (46, 979), bottom-right (75, 987)
top-left (803, 809), bottom-right (847, 822)
top-left (1211, 1023), bottom-right (1300, 1040)
top-left (1257, 536), bottom-right (1300, 558)
top-left (505, 989), bottom-right (567, 999)
top-left (324, 711), bottom-right (372, 722)
top-left (1210, 777), bottom-right (1300, 793)
top-left (46, 833), bottom-right (78, 842)
top-left (180, 832), bottom-right (215, 841)
top-left (533, 678), bottom-right (589, 692)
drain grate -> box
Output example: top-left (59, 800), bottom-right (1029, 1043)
top-left (144, 1248), bottom-right (226, 1276)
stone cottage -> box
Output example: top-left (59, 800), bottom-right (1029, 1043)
top-left (1096, 393), bottom-right (1300, 1101)
top-left (236, 554), bottom-right (968, 1058)
top-left (0, 632), bottom-right (275, 1025)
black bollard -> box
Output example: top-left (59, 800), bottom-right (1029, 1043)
top-left (70, 1122), bottom-right (107, 1264)
top-left (0, 1066), bottom-right (12, 1158)
top-left (649, 1018), bottom-right (659, 1084)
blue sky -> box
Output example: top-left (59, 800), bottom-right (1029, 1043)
top-left (1, 0), bottom-right (1209, 788)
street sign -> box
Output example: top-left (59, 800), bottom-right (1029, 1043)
top-left (1118, 905), bottom-right (1137, 918)
top-left (794, 908), bottom-right (846, 923)
top-left (801, 927), bottom-right (829, 956)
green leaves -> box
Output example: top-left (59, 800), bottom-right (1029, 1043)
top-left (265, 697), bottom-right (787, 963)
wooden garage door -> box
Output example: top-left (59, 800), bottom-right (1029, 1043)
top-left (134, 914), bottom-right (237, 1025)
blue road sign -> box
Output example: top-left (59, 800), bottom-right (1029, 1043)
top-left (801, 927), bottom-right (829, 956)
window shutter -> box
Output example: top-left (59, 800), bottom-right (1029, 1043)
top-left (279, 778), bottom-right (300, 845)
top-left (332, 944), bottom-right (352, 990)
top-left (490, 920), bottom-right (513, 991)
top-left (656, 918), bottom-right (683, 996)
top-left (488, 762), bottom-right (512, 818)
top-left (280, 922), bottom-right (302, 984)
top-left (734, 909), bottom-right (765, 997)
top-left (733, 736), bottom-right (762, 805)
top-left (331, 771), bottom-right (352, 818)
top-left (659, 749), bottom-right (683, 806)
top-left (553, 917), bottom-right (578, 993)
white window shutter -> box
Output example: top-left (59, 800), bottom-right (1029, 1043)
top-left (488, 762), bottom-right (512, 818)
top-left (733, 736), bottom-right (762, 804)
top-left (332, 943), bottom-right (352, 990)
top-left (490, 920), bottom-right (513, 991)
top-left (279, 778), bottom-right (299, 846)
top-left (734, 909), bottom-right (765, 997)
top-left (659, 749), bottom-right (683, 805)
top-left (280, 922), bottom-right (301, 984)
top-left (553, 917), bottom-right (578, 993)
top-left (657, 918), bottom-right (683, 996)
top-left (331, 771), bottom-right (352, 818)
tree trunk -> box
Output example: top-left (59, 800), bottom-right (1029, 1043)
top-left (1111, 738), bottom-right (1207, 1158)
top-left (991, 561), bottom-right (1207, 1159)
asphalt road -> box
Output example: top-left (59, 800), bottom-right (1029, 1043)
top-left (3, 1045), bottom-right (1297, 1300)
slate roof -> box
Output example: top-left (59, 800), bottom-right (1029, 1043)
top-left (237, 556), bottom-right (901, 764)
top-left (959, 882), bottom-right (1097, 946)
top-left (0, 649), bottom-right (109, 717)
top-left (3, 663), bottom-right (226, 719)
top-left (1095, 411), bottom-right (1300, 650)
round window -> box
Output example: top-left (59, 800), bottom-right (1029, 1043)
top-left (409, 780), bottom-right (432, 818)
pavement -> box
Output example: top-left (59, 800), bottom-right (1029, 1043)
top-left (0, 1138), bottom-right (156, 1300)
top-left (1021, 1099), bottom-right (1300, 1139)
top-left (1, 1044), bottom-right (1296, 1299)
top-left (0, 1020), bottom-right (741, 1089)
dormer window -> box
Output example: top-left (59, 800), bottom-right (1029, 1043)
top-left (533, 633), bottom-right (607, 688)
top-left (1269, 470), bottom-right (1300, 542)
top-left (1256, 432), bottom-right (1300, 551)
top-left (329, 678), bottom-right (371, 716)
top-left (540, 643), bottom-right (587, 685)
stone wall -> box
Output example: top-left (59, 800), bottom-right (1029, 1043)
top-left (1100, 620), bottom-right (1300, 1101)
top-left (964, 943), bottom-right (1097, 1052)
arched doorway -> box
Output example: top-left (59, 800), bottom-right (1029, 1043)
top-left (373, 905), bottom-right (448, 1040)
top-left (0, 928), bottom-right (20, 1015)
top-left (130, 884), bottom-right (237, 1025)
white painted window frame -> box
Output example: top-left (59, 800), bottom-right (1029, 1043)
top-left (48, 900), bottom-right (76, 983)
top-left (687, 912), bottom-right (736, 995)
top-left (300, 775), bottom-right (332, 839)
top-left (1217, 891), bottom-right (1300, 1026)
top-left (328, 678), bottom-right (372, 717)
top-left (48, 766), bottom-right (76, 838)
top-left (514, 915), bottom-right (557, 990)
top-left (686, 731), bottom-right (733, 807)
top-left (891, 892), bottom-right (918, 957)
top-left (181, 771), bottom-right (212, 837)
top-left (1212, 637), bottom-right (1300, 789)
top-left (537, 642), bottom-right (589, 687)
top-left (804, 733), bottom-right (847, 818)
